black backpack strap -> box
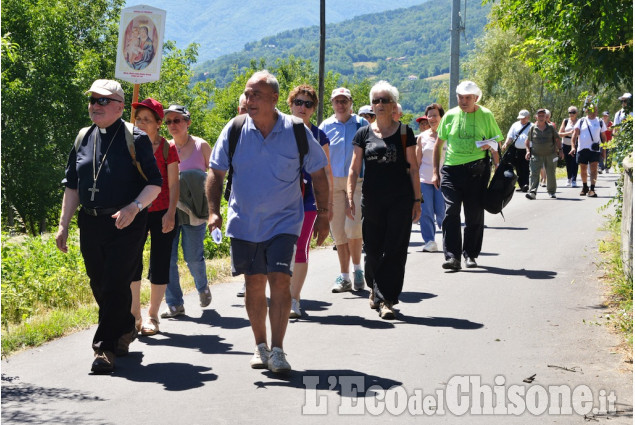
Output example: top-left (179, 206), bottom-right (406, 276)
top-left (291, 117), bottom-right (309, 193)
top-left (223, 114), bottom-right (248, 201)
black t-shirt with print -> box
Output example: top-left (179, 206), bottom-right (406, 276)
top-left (352, 123), bottom-right (416, 202)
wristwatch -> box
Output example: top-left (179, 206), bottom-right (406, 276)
top-left (133, 200), bottom-right (143, 211)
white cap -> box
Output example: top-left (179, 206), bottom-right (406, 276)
top-left (455, 80), bottom-right (482, 102)
top-left (330, 87), bottom-right (352, 100)
top-left (619, 92), bottom-right (632, 100)
top-left (358, 105), bottom-right (374, 115)
top-left (517, 109), bottom-right (530, 119)
top-left (85, 79), bottom-right (124, 101)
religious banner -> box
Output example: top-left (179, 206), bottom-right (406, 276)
top-left (115, 4), bottom-right (166, 84)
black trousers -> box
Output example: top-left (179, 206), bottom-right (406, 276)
top-left (78, 209), bottom-right (148, 352)
top-left (507, 145), bottom-right (530, 188)
top-left (440, 159), bottom-right (490, 261)
top-left (562, 144), bottom-right (578, 181)
top-left (362, 195), bottom-right (413, 305)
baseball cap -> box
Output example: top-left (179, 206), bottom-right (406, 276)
top-left (164, 104), bottom-right (191, 120)
top-left (415, 116), bottom-right (429, 123)
top-left (86, 79), bottom-right (124, 101)
top-left (358, 105), bottom-right (374, 115)
top-left (536, 108), bottom-right (547, 114)
top-left (619, 92), bottom-right (632, 100)
top-left (517, 109), bottom-right (530, 119)
top-left (132, 98), bottom-right (164, 119)
top-left (330, 87), bottom-right (352, 100)
top-left (602, 111), bottom-right (610, 116)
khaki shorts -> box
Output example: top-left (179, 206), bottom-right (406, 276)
top-left (330, 176), bottom-right (363, 245)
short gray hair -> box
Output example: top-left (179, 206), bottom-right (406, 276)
top-left (369, 80), bottom-right (399, 104)
top-left (249, 70), bottom-right (279, 94)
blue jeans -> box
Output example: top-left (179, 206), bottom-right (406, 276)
top-left (166, 223), bottom-right (209, 307)
top-left (419, 182), bottom-right (445, 243)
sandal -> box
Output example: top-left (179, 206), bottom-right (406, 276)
top-left (140, 317), bottom-right (160, 336)
top-left (135, 317), bottom-right (142, 333)
top-left (587, 190), bottom-right (597, 198)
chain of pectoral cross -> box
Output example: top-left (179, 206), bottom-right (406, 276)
top-left (89, 122), bottom-right (122, 201)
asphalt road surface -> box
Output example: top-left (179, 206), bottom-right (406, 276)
top-left (2, 172), bottom-right (632, 424)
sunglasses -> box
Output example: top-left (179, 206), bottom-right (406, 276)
top-left (89, 97), bottom-right (122, 106)
top-left (293, 99), bottom-right (315, 108)
top-left (165, 118), bottom-right (184, 126)
top-left (568, 111), bottom-right (577, 114)
top-left (371, 97), bottom-right (392, 105)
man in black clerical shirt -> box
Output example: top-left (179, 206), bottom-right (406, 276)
top-left (56, 79), bottom-right (162, 373)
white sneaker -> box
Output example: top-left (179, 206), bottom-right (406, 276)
top-left (422, 241), bottom-right (438, 252)
top-left (289, 298), bottom-right (301, 318)
top-left (268, 347), bottom-right (291, 373)
top-left (236, 283), bottom-right (246, 297)
top-left (331, 275), bottom-right (352, 293)
top-left (571, 180), bottom-right (578, 188)
top-left (566, 179), bottom-right (572, 187)
top-left (249, 343), bottom-right (270, 369)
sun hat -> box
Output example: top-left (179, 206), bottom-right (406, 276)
top-left (455, 80), bottom-right (482, 102)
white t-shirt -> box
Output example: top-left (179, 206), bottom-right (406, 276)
top-left (506, 120), bottom-right (531, 149)
top-left (418, 129), bottom-right (445, 184)
top-left (613, 109), bottom-right (633, 127)
top-left (574, 117), bottom-right (605, 151)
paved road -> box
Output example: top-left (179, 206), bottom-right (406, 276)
top-left (2, 173), bottom-right (632, 424)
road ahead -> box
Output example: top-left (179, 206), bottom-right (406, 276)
top-left (2, 172), bottom-right (632, 424)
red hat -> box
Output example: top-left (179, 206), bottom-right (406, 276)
top-left (416, 115), bottom-right (429, 123)
top-left (132, 98), bottom-right (164, 119)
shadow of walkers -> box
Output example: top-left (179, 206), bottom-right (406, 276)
top-left (472, 265), bottom-right (557, 279)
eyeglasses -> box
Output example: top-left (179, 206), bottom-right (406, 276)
top-left (371, 98), bottom-right (392, 105)
top-left (135, 117), bottom-right (156, 124)
top-left (89, 97), bottom-right (122, 106)
top-left (332, 98), bottom-right (350, 105)
top-left (165, 118), bottom-right (184, 126)
top-left (293, 99), bottom-right (315, 108)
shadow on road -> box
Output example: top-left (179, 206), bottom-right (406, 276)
top-left (399, 291), bottom-right (438, 303)
top-left (253, 369), bottom-right (402, 396)
top-left (113, 354), bottom-right (218, 391)
top-left (396, 315), bottom-right (484, 329)
top-left (138, 332), bottom-right (250, 356)
top-left (468, 265), bottom-right (557, 279)
top-left (170, 308), bottom-right (251, 330)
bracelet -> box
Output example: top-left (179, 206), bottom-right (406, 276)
top-left (413, 199), bottom-right (422, 203)
top-left (316, 208), bottom-right (329, 213)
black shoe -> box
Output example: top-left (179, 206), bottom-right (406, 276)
top-left (115, 329), bottom-right (137, 357)
top-left (442, 258), bottom-right (461, 271)
top-left (91, 350), bottom-right (115, 374)
top-left (521, 185), bottom-right (529, 192)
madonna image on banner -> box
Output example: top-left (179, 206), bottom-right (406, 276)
top-left (123, 17), bottom-right (158, 70)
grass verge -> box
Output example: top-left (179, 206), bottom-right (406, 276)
top-left (598, 219), bottom-right (633, 359)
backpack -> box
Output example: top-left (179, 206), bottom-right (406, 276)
top-left (223, 114), bottom-right (309, 201)
top-left (483, 147), bottom-right (518, 216)
top-left (74, 122), bottom-right (154, 181)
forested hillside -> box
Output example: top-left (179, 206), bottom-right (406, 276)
top-left (194, 0), bottom-right (490, 113)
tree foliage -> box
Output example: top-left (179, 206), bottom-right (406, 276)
top-left (1, 0), bottom-right (124, 234)
top-left (486, 0), bottom-right (633, 90)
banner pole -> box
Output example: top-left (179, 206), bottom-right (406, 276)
top-left (130, 83), bottom-right (140, 123)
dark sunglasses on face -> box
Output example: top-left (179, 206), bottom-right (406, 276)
top-left (165, 118), bottom-right (183, 126)
top-left (293, 99), bottom-right (315, 108)
top-left (89, 97), bottom-right (122, 106)
top-left (371, 97), bottom-right (392, 105)
top-left (568, 111), bottom-right (576, 114)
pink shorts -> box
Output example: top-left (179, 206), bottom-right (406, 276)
top-left (295, 211), bottom-right (318, 263)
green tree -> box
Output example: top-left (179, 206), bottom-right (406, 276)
top-left (486, 0), bottom-right (633, 89)
top-left (1, 0), bottom-right (124, 234)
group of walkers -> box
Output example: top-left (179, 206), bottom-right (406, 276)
top-left (56, 73), bottom-right (630, 375)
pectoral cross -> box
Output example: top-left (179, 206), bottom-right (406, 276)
top-left (88, 181), bottom-right (99, 201)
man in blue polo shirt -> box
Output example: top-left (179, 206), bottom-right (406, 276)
top-left (319, 88), bottom-right (368, 293)
top-left (206, 70), bottom-right (329, 373)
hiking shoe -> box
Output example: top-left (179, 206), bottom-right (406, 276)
top-left (525, 192), bottom-right (536, 200)
top-left (236, 283), bottom-right (246, 297)
top-left (369, 288), bottom-right (379, 309)
top-left (465, 257), bottom-right (477, 268)
top-left (250, 343), bottom-right (270, 369)
top-left (587, 190), bottom-right (597, 198)
top-left (331, 275), bottom-right (352, 293)
top-left (353, 270), bottom-right (365, 291)
top-left (115, 329), bottom-right (137, 356)
top-left (289, 298), bottom-right (301, 319)
top-left (580, 187), bottom-right (589, 196)
top-left (91, 350), bottom-right (115, 374)
top-left (268, 347), bottom-right (291, 373)
top-left (379, 302), bottom-right (395, 320)
top-left (549, 193), bottom-right (557, 199)
top-left (571, 180), bottom-right (578, 188)
top-left (442, 258), bottom-right (461, 271)
top-left (422, 241), bottom-right (438, 252)
top-left (199, 286), bottom-right (212, 307)
top-left (160, 305), bottom-right (185, 318)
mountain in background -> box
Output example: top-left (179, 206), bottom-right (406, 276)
top-left (126, 0), bottom-right (430, 62)
top-left (194, 0), bottom-right (490, 113)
